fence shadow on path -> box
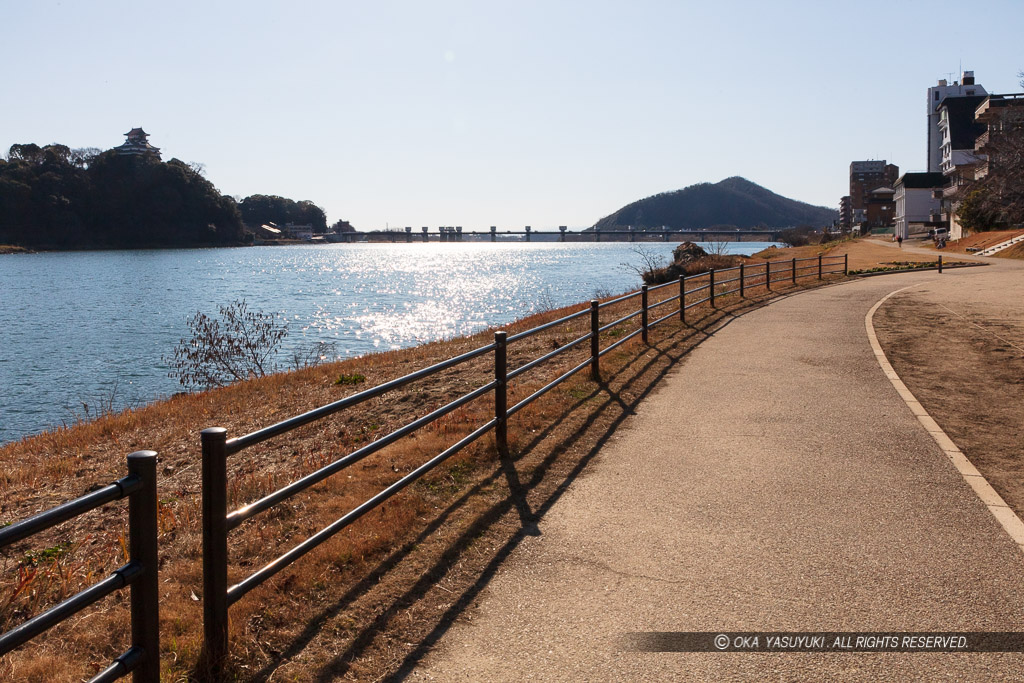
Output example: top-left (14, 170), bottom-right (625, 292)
top-left (245, 290), bottom-right (780, 683)
top-left (242, 287), bottom-right (791, 683)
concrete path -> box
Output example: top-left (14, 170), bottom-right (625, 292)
top-left (409, 264), bottom-right (1024, 681)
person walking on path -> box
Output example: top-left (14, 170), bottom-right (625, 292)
top-left (897, 235), bottom-right (903, 248)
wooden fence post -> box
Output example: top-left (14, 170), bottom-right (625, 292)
top-left (679, 276), bottom-right (686, 323)
top-left (127, 451), bottom-right (160, 683)
top-left (641, 285), bottom-right (649, 344)
top-left (494, 332), bottom-right (508, 456)
top-left (201, 427), bottom-right (229, 677)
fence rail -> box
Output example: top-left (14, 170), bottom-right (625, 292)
top-left (1, 251), bottom-right (847, 679)
top-left (0, 452), bottom-right (159, 683)
top-left (198, 253), bottom-right (847, 672)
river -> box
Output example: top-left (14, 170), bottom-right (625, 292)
top-left (0, 241), bottom-right (778, 443)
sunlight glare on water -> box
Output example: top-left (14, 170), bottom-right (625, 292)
top-left (0, 240), bottom-right (777, 442)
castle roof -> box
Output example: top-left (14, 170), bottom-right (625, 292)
top-left (115, 127), bottom-right (161, 157)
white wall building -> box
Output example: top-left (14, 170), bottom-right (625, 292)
top-left (893, 173), bottom-right (945, 239)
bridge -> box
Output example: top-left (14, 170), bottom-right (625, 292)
top-left (333, 226), bottom-right (786, 243)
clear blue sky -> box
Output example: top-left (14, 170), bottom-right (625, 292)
top-left (4, 0), bottom-right (1022, 230)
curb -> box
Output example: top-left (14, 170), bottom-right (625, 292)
top-left (866, 284), bottom-right (1024, 554)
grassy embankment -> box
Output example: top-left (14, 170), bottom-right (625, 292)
top-left (0, 255), bottom-right (848, 682)
top-left (934, 228), bottom-right (1024, 259)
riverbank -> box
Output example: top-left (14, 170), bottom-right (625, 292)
top-left (0, 244), bottom-right (31, 254)
top-left (0, 260), bottom-right (846, 681)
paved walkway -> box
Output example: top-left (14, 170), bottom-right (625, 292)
top-left (410, 262), bottom-right (1024, 681)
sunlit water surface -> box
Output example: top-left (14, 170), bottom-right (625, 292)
top-left (0, 241), bottom-right (777, 442)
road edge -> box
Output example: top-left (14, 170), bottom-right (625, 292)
top-left (865, 283), bottom-right (1024, 554)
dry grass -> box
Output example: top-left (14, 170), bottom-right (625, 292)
top-left (995, 239), bottom-right (1024, 259)
top-left (0, 270), bottom-right (848, 681)
top-left (942, 229), bottom-right (1024, 255)
top-left (747, 243), bottom-right (831, 261)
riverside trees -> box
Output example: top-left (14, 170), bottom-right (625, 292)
top-left (0, 143), bottom-right (245, 248)
top-left (956, 110), bottom-right (1024, 231)
top-left (955, 72), bottom-right (1024, 231)
top-left (238, 194), bottom-right (328, 232)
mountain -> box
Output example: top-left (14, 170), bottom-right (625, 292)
top-left (592, 177), bottom-right (838, 231)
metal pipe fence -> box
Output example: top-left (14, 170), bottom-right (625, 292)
top-left (0, 452), bottom-right (160, 683)
top-left (0, 250), bottom-right (849, 680)
top-left (197, 252), bottom-right (846, 671)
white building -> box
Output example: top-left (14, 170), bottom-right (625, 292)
top-left (927, 71), bottom-right (986, 173)
top-left (283, 223), bottom-right (314, 240)
top-left (893, 172), bottom-right (945, 239)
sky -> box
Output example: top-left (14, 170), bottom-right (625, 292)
top-left (4, 0), bottom-right (1023, 230)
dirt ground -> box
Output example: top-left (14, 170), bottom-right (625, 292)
top-left (872, 272), bottom-right (1024, 526)
top-left (829, 239), bottom-right (936, 271)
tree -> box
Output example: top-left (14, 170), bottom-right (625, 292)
top-left (70, 147), bottom-right (102, 168)
top-left (955, 107), bottom-right (1024, 229)
top-left (779, 225), bottom-right (817, 247)
top-left (621, 244), bottom-right (667, 282)
top-left (239, 194), bottom-right (328, 232)
top-left (166, 300), bottom-right (288, 390)
top-left (0, 141), bottom-right (245, 248)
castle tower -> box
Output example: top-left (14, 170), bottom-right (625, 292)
top-left (115, 128), bottom-right (161, 159)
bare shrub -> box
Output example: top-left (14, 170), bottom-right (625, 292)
top-left (703, 238), bottom-right (732, 256)
top-left (166, 300), bottom-right (288, 390)
top-left (621, 245), bottom-right (667, 282)
top-left (288, 340), bottom-right (340, 371)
